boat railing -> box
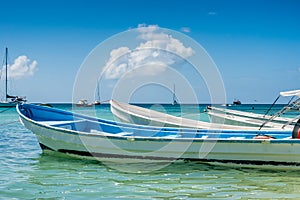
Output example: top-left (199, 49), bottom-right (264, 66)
top-left (282, 115), bottom-right (300, 129)
top-left (259, 98), bottom-right (300, 130)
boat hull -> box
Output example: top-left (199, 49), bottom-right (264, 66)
top-left (208, 111), bottom-right (294, 130)
top-left (207, 106), bottom-right (296, 124)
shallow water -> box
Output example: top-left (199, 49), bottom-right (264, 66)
top-left (1, 104), bottom-right (300, 199)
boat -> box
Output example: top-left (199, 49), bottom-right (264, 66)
top-left (207, 106), bottom-right (297, 126)
top-left (207, 89), bottom-right (300, 128)
top-left (75, 99), bottom-right (93, 107)
top-left (233, 99), bottom-right (241, 105)
top-left (207, 111), bottom-right (294, 130)
top-left (93, 101), bottom-right (101, 105)
top-left (93, 80), bottom-right (101, 105)
top-left (172, 84), bottom-right (178, 105)
top-left (0, 47), bottom-right (26, 107)
top-left (110, 99), bottom-right (292, 130)
top-left (17, 103), bottom-right (300, 165)
top-left (207, 106), bottom-right (294, 123)
top-left (76, 91), bottom-right (101, 106)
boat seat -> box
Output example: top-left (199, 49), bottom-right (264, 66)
top-left (39, 120), bottom-right (86, 126)
top-left (113, 132), bottom-right (133, 136)
top-left (228, 137), bottom-right (245, 139)
top-left (90, 129), bottom-right (133, 136)
top-left (199, 136), bottom-right (246, 139)
top-left (39, 120), bottom-right (76, 125)
top-left (160, 134), bottom-right (181, 138)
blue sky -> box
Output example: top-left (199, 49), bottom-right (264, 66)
top-left (0, 0), bottom-right (299, 103)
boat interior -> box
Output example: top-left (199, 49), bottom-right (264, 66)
top-left (18, 104), bottom-right (293, 140)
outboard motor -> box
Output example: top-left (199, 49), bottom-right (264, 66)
top-left (292, 119), bottom-right (300, 139)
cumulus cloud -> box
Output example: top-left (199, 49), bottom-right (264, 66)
top-left (102, 24), bottom-right (194, 79)
top-left (1, 55), bottom-right (38, 79)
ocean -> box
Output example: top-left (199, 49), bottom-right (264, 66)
top-left (1, 104), bottom-right (300, 199)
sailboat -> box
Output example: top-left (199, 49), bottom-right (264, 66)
top-left (93, 80), bottom-right (101, 105)
top-left (0, 47), bottom-right (26, 107)
top-left (172, 84), bottom-right (178, 105)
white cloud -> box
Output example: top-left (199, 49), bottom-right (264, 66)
top-left (137, 24), bottom-right (159, 34)
top-left (102, 24), bottom-right (194, 79)
top-left (1, 55), bottom-right (38, 79)
top-left (180, 27), bottom-right (191, 33)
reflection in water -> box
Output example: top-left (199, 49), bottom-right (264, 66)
top-left (21, 150), bottom-right (300, 199)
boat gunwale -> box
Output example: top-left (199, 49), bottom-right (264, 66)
top-left (207, 111), bottom-right (294, 129)
top-left (207, 106), bottom-right (297, 123)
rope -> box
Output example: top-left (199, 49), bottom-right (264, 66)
top-left (263, 95), bottom-right (280, 117)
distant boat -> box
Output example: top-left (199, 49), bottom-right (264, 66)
top-left (172, 84), bottom-right (178, 105)
top-left (93, 80), bottom-right (101, 105)
top-left (0, 47), bottom-right (26, 107)
top-left (93, 101), bottom-right (101, 105)
top-left (75, 99), bottom-right (93, 107)
top-left (233, 99), bottom-right (241, 105)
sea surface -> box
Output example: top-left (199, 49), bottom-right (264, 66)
top-left (1, 103), bottom-right (300, 199)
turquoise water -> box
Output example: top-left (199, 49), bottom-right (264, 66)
top-left (1, 104), bottom-right (300, 199)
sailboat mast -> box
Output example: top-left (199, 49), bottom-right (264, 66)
top-left (97, 79), bottom-right (100, 101)
top-left (5, 47), bottom-right (8, 102)
top-left (173, 84), bottom-right (175, 103)
top-left (172, 84), bottom-right (178, 105)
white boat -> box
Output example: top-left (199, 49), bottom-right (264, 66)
top-left (93, 79), bottom-right (101, 105)
top-left (75, 99), bottom-right (93, 107)
top-left (0, 47), bottom-right (26, 107)
top-left (110, 99), bottom-right (292, 130)
top-left (207, 89), bottom-right (300, 128)
top-left (207, 111), bottom-right (294, 130)
top-left (207, 106), bottom-right (294, 124)
top-left (17, 103), bottom-right (300, 165)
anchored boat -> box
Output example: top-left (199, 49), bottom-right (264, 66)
top-left (207, 89), bottom-right (300, 129)
top-left (110, 100), bottom-right (293, 130)
top-left (17, 103), bottom-right (300, 165)
top-left (0, 48), bottom-right (26, 107)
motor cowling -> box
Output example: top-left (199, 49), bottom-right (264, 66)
top-left (292, 118), bottom-right (300, 139)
